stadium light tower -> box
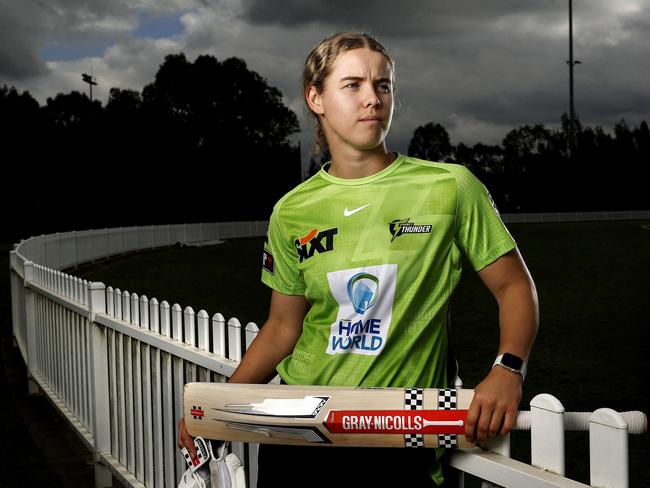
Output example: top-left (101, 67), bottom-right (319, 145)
top-left (567, 0), bottom-right (582, 157)
top-left (81, 73), bottom-right (98, 102)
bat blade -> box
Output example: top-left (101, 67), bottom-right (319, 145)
top-left (184, 382), bottom-right (475, 448)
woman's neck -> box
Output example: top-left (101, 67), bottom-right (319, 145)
top-left (328, 147), bottom-right (396, 179)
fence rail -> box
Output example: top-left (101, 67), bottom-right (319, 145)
top-left (8, 215), bottom-right (648, 488)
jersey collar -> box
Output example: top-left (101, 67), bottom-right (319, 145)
top-left (319, 153), bottom-right (406, 186)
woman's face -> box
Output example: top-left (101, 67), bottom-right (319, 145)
top-left (308, 47), bottom-right (394, 154)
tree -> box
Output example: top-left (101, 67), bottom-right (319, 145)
top-left (135, 53), bottom-right (302, 220)
top-left (0, 84), bottom-right (40, 120)
top-left (0, 86), bottom-right (44, 243)
top-left (633, 121), bottom-right (650, 163)
top-left (502, 124), bottom-right (553, 166)
top-left (43, 90), bottom-right (101, 128)
top-left (471, 143), bottom-right (504, 175)
top-left (408, 122), bottom-right (453, 162)
top-left (106, 88), bottom-right (142, 116)
top-left (141, 53), bottom-right (299, 157)
top-left (453, 143), bottom-right (475, 171)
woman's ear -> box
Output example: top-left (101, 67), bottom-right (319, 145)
top-left (306, 85), bottom-right (325, 115)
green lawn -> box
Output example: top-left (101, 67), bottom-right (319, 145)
top-left (69, 220), bottom-right (649, 487)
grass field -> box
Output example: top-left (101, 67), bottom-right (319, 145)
top-left (62, 219), bottom-right (650, 486)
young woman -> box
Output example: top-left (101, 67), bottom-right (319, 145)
top-left (179, 32), bottom-right (539, 487)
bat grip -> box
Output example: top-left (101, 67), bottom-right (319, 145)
top-left (514, 410), bottom-right (647, 434)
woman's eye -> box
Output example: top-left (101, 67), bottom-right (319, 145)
top-left (345, 83), bottom-right (358, 88)
top-left (380, 84), bottom-right (392, 93)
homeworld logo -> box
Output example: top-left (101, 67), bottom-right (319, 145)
top-left (326, 265), bottom-right (397, 356)
top-left (347, 273), bottom-right (379, 314)
top-left (295, 227), bottom-right (338, 262)
top-left (388, 218), bottom-right (432, 242)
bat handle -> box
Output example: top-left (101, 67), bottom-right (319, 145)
top-left (514, 410), bottom-right (647, 434)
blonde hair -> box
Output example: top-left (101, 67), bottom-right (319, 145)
top-left (302, 32), bottom-right (396, 156)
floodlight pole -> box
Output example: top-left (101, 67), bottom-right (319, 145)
top-left (82, 73), bottom-right (98, 102)
top-left (566, 0), bottom-right (581, 157)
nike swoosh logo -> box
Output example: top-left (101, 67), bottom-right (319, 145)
top-left (344, 204), bottom-right (371, 217)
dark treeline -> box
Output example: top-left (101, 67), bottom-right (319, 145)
top-left (1, 53), bottom-right (301, 245)
top-left (2, 52), bottom-right (649, 245)
top-left (406, 118), bottom-right (650, 213)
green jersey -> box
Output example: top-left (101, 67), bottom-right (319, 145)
top-left (261, 153), bottom-right (517, 389)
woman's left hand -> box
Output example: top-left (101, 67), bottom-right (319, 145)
top-left (464, 366), bottom-right (523, 443)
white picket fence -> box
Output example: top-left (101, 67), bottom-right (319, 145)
top-left (8, 216), bottom-right (648, 488)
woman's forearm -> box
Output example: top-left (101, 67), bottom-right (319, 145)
top-left (228, 317), bottom-right (302, 384)
top-left (496, 280), bottom-right (539, 361)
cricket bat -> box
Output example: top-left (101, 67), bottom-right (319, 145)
top-left (184, 383), bottom-right (647, 449)
top-left (184, 383), bottom-right (473, 449)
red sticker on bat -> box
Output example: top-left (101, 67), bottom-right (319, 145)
top-left (325, 410), bottom-right (467, 434)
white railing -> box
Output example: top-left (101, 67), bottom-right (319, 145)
top-left (449, 393), bottom-right (644, 487)
top-left (500, 209), bottom-right (650, 224)
top-left (8, 216), bottom-right (647, 488)
top-left (18, 260), bottom-right (263, 488)
top-left (10, 222), bottom-right (268, 488)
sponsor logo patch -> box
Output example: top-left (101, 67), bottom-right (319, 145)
top-left (262, 249), bottom-right (274, 274)
top-left (388, 218), bottom-right (432, 242)
top-left (326, 264), bottom-right (397, 356)
top-left (295, 227), bottom-right (338, 262)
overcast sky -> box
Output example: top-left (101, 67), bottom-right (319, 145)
top-left (2, 0), bottom-right (649, 164)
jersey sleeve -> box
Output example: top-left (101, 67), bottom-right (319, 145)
top-left (260, 205), bottom-right (306, 295)
top-left (454, 165), bottom-right (517, 271)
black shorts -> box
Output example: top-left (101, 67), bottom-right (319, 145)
top-left (256, 442), bottom-right (444, 488)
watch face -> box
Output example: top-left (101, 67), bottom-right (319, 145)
top-left (501, 353), bottom-right (523, 370)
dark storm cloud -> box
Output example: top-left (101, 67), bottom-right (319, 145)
top-left (456, 90), bottom-right (567, 128)
top-left (239, 0), bottom-right (565, 37)
top-left (0, 0), bottom-right (178, 80)
top-left (0, 2), bottom-right (49, 78)
top-left (2, 0), bottom-right (648, 151)
top-left (0, 0), bottom-right (123, 79)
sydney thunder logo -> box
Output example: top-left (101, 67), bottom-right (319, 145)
top-left (388, 218), bottom-right (432, 242)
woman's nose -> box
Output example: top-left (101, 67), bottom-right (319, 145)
top-left (364, 88), bottom-right (381, 108)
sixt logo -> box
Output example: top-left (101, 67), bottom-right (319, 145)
top-left (388, 218), bottom-right (432, 242)
top-left (295, 227), bottom-right (338, 262)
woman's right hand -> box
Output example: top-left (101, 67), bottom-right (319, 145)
top-left (177, 416), bottom-right (197, 461)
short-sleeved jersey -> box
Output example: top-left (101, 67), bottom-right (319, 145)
top-left (261, 153), bottom-right (517, 389)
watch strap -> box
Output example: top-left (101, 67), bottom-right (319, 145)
top-left (493, 353), bottom-right (527, 380)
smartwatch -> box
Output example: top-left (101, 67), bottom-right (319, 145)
top-left (492, 353), bottom-right (527, 380)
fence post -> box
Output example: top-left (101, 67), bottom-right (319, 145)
top-left (9, 250), bottom-right (23, 348)
top-left (589, 408), bottom-right (629, 488)
top-left (530, 393), bottom-right (565, 475)
top-left (23, 261), bottom-right (40, 395)
top-left (88, 281), bottom-right (112, 488)
top-left (227, 318), bottom-right (242, 362)
top-left (244, 322), bottom-right (260, 488)
top-left (226, 318), bottom-right (246, 466)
